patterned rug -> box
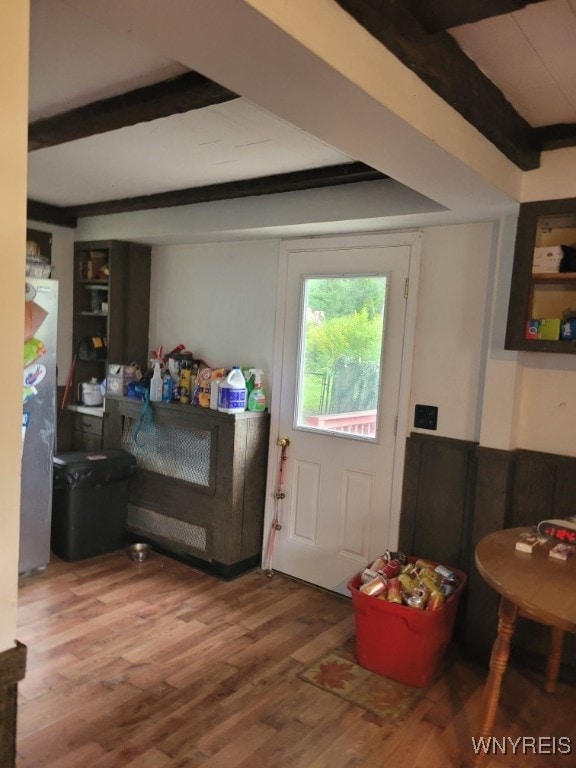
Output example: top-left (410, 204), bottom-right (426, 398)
top-left (298, 639), bottom-right (428, 722)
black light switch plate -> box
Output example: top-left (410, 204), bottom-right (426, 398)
top-left (414, 404), bottom-right (438, 430)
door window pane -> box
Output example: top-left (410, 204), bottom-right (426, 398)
top-left (295, 275), bottom-right (388, 440)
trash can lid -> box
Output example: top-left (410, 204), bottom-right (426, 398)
top-left (53, 449), bottom-right (136, 486)
top-left (53, 448), bottom-right (134, 467)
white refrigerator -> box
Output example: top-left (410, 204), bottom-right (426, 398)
top-left (20, 277), bottom-right (58, 575)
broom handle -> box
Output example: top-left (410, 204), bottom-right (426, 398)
top-left (59, 354), bottom-right (77, 423)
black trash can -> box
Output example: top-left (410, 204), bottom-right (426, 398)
top-left (51, 449), bottom-right (136, 561)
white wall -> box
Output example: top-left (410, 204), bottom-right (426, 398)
top-left (409, 222), bottom-right (497, 441)
top-left (149, 240), bottom-right (279, 394)
top-left (515, 354), bottom-right (576, 456)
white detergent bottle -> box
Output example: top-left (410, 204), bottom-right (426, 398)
top-left (149, 359), bottom-right (163, 403)
top-left (218, 366), bottom-right (247, 413)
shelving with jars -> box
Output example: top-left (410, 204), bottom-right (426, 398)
top-left (70, 240), bottom-right (151, 445)
top-left (506, 198), bottom-right (576, 353)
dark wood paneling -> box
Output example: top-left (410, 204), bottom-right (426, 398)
top-left (465, 447), bottom-right (514, 661)
top-left (400, 437), bottom-right (576, 680)
top-left (462, 444), bottom-right (576, 678)
top-left (0, 642), bottom-right (26, 768)
top-left (508, 449), bottom-right (576, 527)
top-left (399, 432), bottom-right (477, 571)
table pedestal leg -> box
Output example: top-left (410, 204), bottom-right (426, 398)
top-left (545, 626), bottom-right (564, 694)
top-left (471, 596), bottom-right (517, 767)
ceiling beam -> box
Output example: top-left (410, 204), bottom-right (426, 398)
top-left (335, 0), bottom-right (540, 170)
top-left (27, 163), bottom-right (386, 225)
top-left (27, 199), bottom-right (77, 229)
top-left (411, 0), bottom-right (549, 33)
top-left (28, 71), bottom-right (239, 152)
top-left (63, 162), bottom-right (387, 218)
top-left (534, 124), bottom-right (576, 152)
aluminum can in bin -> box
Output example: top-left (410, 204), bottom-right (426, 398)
top-left (369, 556), bottom-right (386, 572)
top-left (427, 591), bottom-right (445, 611)
top-left (359, 575), bottom-right (387, 597)
top-left (381, 559), bottom-right (402, 578)
top-left (360, 567), bottom-right (378, 584)
top-left (420, 574), bottom-right (440, 594)
top-left (435, 564), bottom-right (459, 585)
top-left (407, 594), bottom-right (425, 609)
top-left (398, 572), bottom-right (415, 592)
top-left (386, 577), bottom-right (403, 604)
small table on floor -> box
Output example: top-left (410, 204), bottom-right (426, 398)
top-left (472, 526), bottom-right (576, 766)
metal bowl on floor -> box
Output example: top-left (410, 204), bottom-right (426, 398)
top-left (125, 542), bottom-right (151, 562)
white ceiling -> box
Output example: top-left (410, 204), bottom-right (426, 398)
top-left (27, 0), bottom-right (352, 208)
top-left (451, 0), bottom-right (576, 127)
top-left (26, 0), bottom-right (576, 220)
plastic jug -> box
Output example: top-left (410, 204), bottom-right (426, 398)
top-left (217, 366), bottom-right (247, 413)
top-left (149, 359), bottom-right (163, 403)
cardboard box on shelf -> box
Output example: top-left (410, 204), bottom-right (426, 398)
top-left (532, 246), bottom-right (563, 273)
top-left (106, 364), bottom-right (139, 396)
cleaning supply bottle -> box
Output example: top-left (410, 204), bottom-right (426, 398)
top-left (161, 370), bottom-right (173, 402)
top-left (218, 366), bottom-right (247, 413)
top-left (247, 378), bottom-right (266, 412)
top-left (149, 359), bottom-right (163, 403)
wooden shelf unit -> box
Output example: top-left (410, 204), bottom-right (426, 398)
top-left (70, 240), bottom-right (151, 448)
top-left (506, 197), bottom-right (576, 353)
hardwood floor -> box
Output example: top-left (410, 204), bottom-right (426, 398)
top-left (15, 550), bottom-right (576, 767)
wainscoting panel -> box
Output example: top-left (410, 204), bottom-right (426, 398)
top-left (399, 435), bottom-right (576, 680)
top-left (398, 432), bottom-right (478, 572)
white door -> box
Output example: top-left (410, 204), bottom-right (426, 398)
top-left (264, 233), bottom-right (420, 594)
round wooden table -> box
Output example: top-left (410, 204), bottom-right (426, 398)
top-left (472, 526), bottom-right (576, 765)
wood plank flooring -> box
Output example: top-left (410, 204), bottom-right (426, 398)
top-left (15, 550), bottom-right (576, 767)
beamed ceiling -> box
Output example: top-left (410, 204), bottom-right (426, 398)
top-left (28, 0), bottom-right (575, 229)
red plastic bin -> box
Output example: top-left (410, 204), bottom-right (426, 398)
top-left (347, 560), bottom-right (467, 688)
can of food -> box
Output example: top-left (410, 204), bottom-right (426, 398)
top-left (359, 575), bottom-right (387, 597)
top-left (415, 558), bottom-right (436, 570)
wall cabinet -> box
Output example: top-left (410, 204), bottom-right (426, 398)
top-left (506, 198), bottom-right (576, 353)
top-left (71, 240), bottom-right (151, 445)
